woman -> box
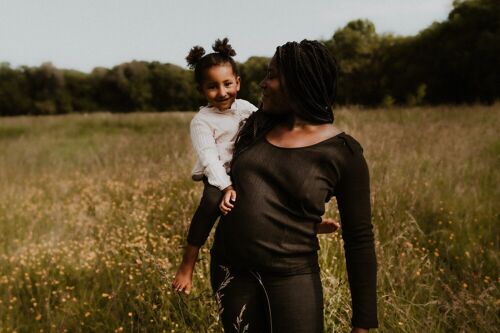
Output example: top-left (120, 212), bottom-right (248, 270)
top-left (212, 40), bottom-right (378, 333)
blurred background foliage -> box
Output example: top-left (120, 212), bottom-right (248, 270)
top-left (0, 0), bottom-right (498, 116)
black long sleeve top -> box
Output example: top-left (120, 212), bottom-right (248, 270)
top-left (211, 132), bottom-right (378, 328)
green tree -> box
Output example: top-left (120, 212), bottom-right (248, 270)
top-left (0, 63), bottom-right (33, 116)
top-left (25, 62), bottom-right (72, 114)
top-left (239, 56), bottom-right (269, 107)
top-left (63, 69), bottom-right (98, 111)
top-left (325, 19), bottom-right (382, 105)
top-left (149, 62), bottom-right (199, 111)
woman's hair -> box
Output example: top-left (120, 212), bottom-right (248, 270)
top-left (231, 110), bottom-right (280, 168)
top-left (232, 40), bottom-right (338, 165)
top-left (275, 40), bottom-right (338, 124)
top-left (186, 38), bottom-right (239, 86)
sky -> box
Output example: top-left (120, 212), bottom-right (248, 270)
top-left (0, 0), bottom-right (453, 73)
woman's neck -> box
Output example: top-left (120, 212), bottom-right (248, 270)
top-left (282, 114), bottom-right (320, 131)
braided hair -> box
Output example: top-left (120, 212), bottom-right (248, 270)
top-left (232, 40), bottom-right (338, 164)
top-left (275, 40), bottom-right (338, 124)
top-left (186, 38), bottom-right (239, 86)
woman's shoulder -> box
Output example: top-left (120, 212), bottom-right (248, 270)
top-left (337, 132), bottom-right (364, 153)
top-left (317, 132), bottom-right (366, 167)
top-left (309, 129), bottom-right (364, 153)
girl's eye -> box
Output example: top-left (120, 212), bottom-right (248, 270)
top-left (225, 83), bottom-right (233, 87)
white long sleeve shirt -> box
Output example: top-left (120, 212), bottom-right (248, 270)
top-left (190, 99), bottom-right (258, 191)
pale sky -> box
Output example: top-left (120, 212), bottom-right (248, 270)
top-left (0, 0), bottom-right (453, 72)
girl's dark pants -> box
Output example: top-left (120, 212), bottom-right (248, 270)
top-left (210, 259), bottom-right (324, 333)
top-left (186, 177), bottom-right (223, 246)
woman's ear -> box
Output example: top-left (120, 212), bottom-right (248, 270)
top-left (236, 76), bottom-right (241, 91)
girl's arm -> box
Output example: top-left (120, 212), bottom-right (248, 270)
top-left (190, 117), bottom-right (232, 191)
top-left (219, 185), bottom-right (236, 215)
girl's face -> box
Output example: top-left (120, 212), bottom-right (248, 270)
top-left (200, 63), bottom-right (240, 111)
top-left (259, 56), bottom-right (292, 115)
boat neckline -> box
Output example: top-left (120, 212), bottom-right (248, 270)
top-left (263, 131), bottom-right (346, 150)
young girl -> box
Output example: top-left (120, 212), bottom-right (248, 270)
top-left (172, 38), bottom-right (258, 294)
top-left (172, 38), bottom-right (340, 295)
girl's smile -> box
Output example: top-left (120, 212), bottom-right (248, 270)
top-left (200, 63), bottom-right (241, 111)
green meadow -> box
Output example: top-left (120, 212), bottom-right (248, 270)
top-left (0, 106), bottom-right (498, 332)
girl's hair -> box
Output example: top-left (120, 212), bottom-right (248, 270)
top-left (232, 40), bottom-right (338, 165)
top-left (186, 38), bottom-right (239, 86)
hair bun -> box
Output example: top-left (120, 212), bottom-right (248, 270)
top-left (212, 38), bottom-right (236, 57)
top-left (186, 46), bottom-right (206, 69)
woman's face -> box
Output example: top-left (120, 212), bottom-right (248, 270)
top-left (259, 56), bottom-right (292, 115)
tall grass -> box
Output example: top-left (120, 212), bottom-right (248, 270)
top-left (0, 106), bottom-right (498, 332)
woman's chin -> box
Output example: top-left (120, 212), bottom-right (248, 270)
top-left (260, 102), bottom-right (277, 114)
top-left (261, 106), bottom-right (290, 117)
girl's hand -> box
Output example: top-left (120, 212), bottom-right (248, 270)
top-left (219, 186), bottom-right (236, 215)
top-left (316, 218), bottom-right (340, 234)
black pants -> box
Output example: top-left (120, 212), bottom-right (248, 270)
top-left (210, 258), bottom-right (324, 333)
top-left (187, 178), bottom-right (223, 246)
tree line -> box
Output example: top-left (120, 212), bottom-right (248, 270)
top-left (0, 0), bottom-right (498, 116)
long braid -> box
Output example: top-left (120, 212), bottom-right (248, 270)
top-left (277, 40), bottom-right (338, 124)
top-left (231, 110), bottom-right (279, 169)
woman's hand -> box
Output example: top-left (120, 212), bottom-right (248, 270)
top-left (219, 185), bottom-right (237, 215)
top-left (351, 328), bottom-right (369, 333)
top-left (316, 218), bottom-right (340, 234)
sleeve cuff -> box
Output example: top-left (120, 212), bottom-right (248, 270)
top-left (208, 176), bottom-right (232, 191)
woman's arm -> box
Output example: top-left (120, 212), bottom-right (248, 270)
top-left (335, 139), bottom-right (378, 329)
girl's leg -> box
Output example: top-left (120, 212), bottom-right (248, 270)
top-left (187, 178), bottom-right (223, 246)
top-left (264, 272), bottom-right (324, 333)
top-left (172, 244), bottom-right (199, 294)
top-left (210, 259), bottom-right (269, 333)
top-left (174, 179), bottom-right (222, 293)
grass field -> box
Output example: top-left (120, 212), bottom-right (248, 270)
top-left (0, 106), bottom-right (498, 332)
